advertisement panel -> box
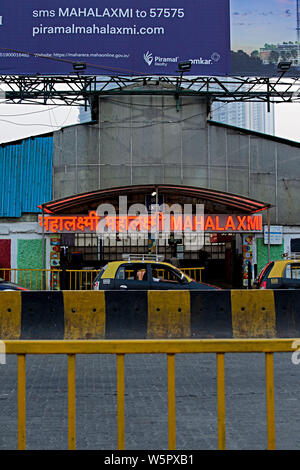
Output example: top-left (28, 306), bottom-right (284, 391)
top-left (1, 1), bottom-right (298, 77)
top-left (231, 0), bottom-right (300, 77)
top-left (0, 0), bottom-right (230, 76)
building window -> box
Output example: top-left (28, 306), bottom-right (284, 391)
top-left (291, 239), bottom-right (300, 253)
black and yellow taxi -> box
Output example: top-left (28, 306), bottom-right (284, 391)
top-left (93, 256), bottom-right (219, 291)
top-left (255, 254), bottom-right (300, 289)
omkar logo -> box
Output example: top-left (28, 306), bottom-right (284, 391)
top-left (143, 51), bottom-right (153, 66)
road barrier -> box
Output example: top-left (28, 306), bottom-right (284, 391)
top-left (0, 267), bottom-right (204, 290)
top-left (3, 338), bottom-right (297, 450)
top-left (0, 290), bottom-right (300, 340)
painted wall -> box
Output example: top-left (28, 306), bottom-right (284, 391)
top-left (17, 239), bottom-right (44, 269)
top-left (0, 239), bottom-right (11, 280)
top-left (0, 222), bottom-right (51, 288)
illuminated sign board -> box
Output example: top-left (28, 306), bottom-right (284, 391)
top-left (38, 212), bottom-right (262, 234)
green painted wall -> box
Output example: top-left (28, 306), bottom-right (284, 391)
top-left (256, 238), bottom-right (284, 273)
top-left (17, 239), bottom-right (45, 289)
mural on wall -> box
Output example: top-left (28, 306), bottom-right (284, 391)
top-left (50, 236), bottom-right (61, 290)
top-left (242, 234), bottom-right (253, 287)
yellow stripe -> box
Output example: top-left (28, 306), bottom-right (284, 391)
top-left (63, 291), bottom-right (106, 339)
top-left (0, 292), bottom-right (21, 339)
top-left (147, 291), bottom-right (191, 339)
top-left (231, 290), bottom-right (276, 338)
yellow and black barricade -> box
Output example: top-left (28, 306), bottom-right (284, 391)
top-left (0, 289), bottom-right (299, 340)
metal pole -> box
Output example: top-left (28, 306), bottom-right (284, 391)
top-left (155, 186), bottom-right (158, 258)
top-left (42, 207), bottom-right (46, 289)
top-left (267, 208), bottom-right (271, 263)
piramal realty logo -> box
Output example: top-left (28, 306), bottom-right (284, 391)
top-left (143, 51), bottom-right (153, 66)
top-left (143, 51), bottom-right (179, 67)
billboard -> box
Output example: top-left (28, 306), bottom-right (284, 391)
top-left (0, 0), bottom-right (230, 76)
top-left (231, 0), bottom-right (300, 77)
top-left (0, 1), bottom-right (299, 77)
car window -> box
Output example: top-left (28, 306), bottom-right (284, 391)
top-left (284, 263), bottom-right (300, 280)
top-left (116, 264), bottom-right (148, 281)
top-left (151, 264), bottom-right (185, 284)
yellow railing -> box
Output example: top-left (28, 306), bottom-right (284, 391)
top-left (181, 267), bottom-right (204, 282)
top-left (3, 338), bottom-right (296, 450)
top-left (0, 268), bottom-right (99, 290)
top-left (0, 267), bottom-right (204, 290)
top-left (0, 268), bottom-right (60, 290)
top-left (64, 270), bottom-right (99, 290)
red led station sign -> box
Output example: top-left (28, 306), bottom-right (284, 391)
top-left (38, 212), bottom-right (262, 234)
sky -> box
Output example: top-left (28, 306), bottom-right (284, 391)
top-left (0, 99), bottom-right (298, 145)
top-left (0, 104), bottom-right (79, 143)
top-left (231, 0), bottom-right (297, 53)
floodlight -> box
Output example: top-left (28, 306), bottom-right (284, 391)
top-left (277, 61), bottom-right (292, 72)
top-left (73, 62), bottom-right (87, 72)
top-left (178, 61), bottom-right (192, 72)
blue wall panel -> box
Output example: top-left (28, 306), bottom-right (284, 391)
top-left (0, 134), bottom-right (53, 217)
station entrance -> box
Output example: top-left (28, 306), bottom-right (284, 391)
top-left (40, 184), bottom-right (270, 289)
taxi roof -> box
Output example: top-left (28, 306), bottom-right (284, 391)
top-left (269, 259), bottom-right (300, 277)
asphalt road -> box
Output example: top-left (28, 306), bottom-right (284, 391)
top-left (0, 352), bottom-right (299, 450)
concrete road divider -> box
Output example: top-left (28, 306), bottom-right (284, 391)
top-left (0, 290), bottom-right (299, 339)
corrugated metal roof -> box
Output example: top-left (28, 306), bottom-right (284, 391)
top-left (0, 135), bottom-right (53, 217)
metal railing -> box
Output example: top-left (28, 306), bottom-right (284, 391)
top-left (0, 267), bottom-right (204, 290)
top-left (181, 267), bottom-right (204, 282)
top-left (3, 339), bottom-right (297, 450)
top-left (0, 268), bottom-right (99, 291)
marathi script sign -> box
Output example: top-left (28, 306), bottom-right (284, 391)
top-left (38, 212), bottom-right (263, 234)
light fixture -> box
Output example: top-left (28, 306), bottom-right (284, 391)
top-left (151, 191), bottom-right (157, 197)
top-left (178, 60), bottom-right (192, 72)
top-left (73, 62), bottom-right (87, 72)
top-left (277, 61), bottom-right (292, 72)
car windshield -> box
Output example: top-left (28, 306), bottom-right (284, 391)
top-left (94, 264), bottom-right (108, 281)
top-left (257, 262), bottom-right (274, 284)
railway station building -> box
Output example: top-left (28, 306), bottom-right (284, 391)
top-left (0, 90), bottom-right (299, 288)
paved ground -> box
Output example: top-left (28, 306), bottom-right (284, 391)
top-left (0, 352), bottom-right (299, 450)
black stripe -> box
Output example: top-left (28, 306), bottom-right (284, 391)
top-left (20, 291), bottom-right (64, 339)
top-left (190, 290), bottom-right (233, 338)
top-left (105, 291), bottom-right (148, 339)
top-left (274, 290), bottom-right (300, 338)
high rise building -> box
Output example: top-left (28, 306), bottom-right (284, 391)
top-left (212, 81), bottom-right (275, 136)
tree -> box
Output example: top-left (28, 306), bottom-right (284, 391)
top-left (251, 50), bottom-right (259, 58)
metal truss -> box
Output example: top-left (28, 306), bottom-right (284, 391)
top-left (0, 74), bottom-right (300, 106)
